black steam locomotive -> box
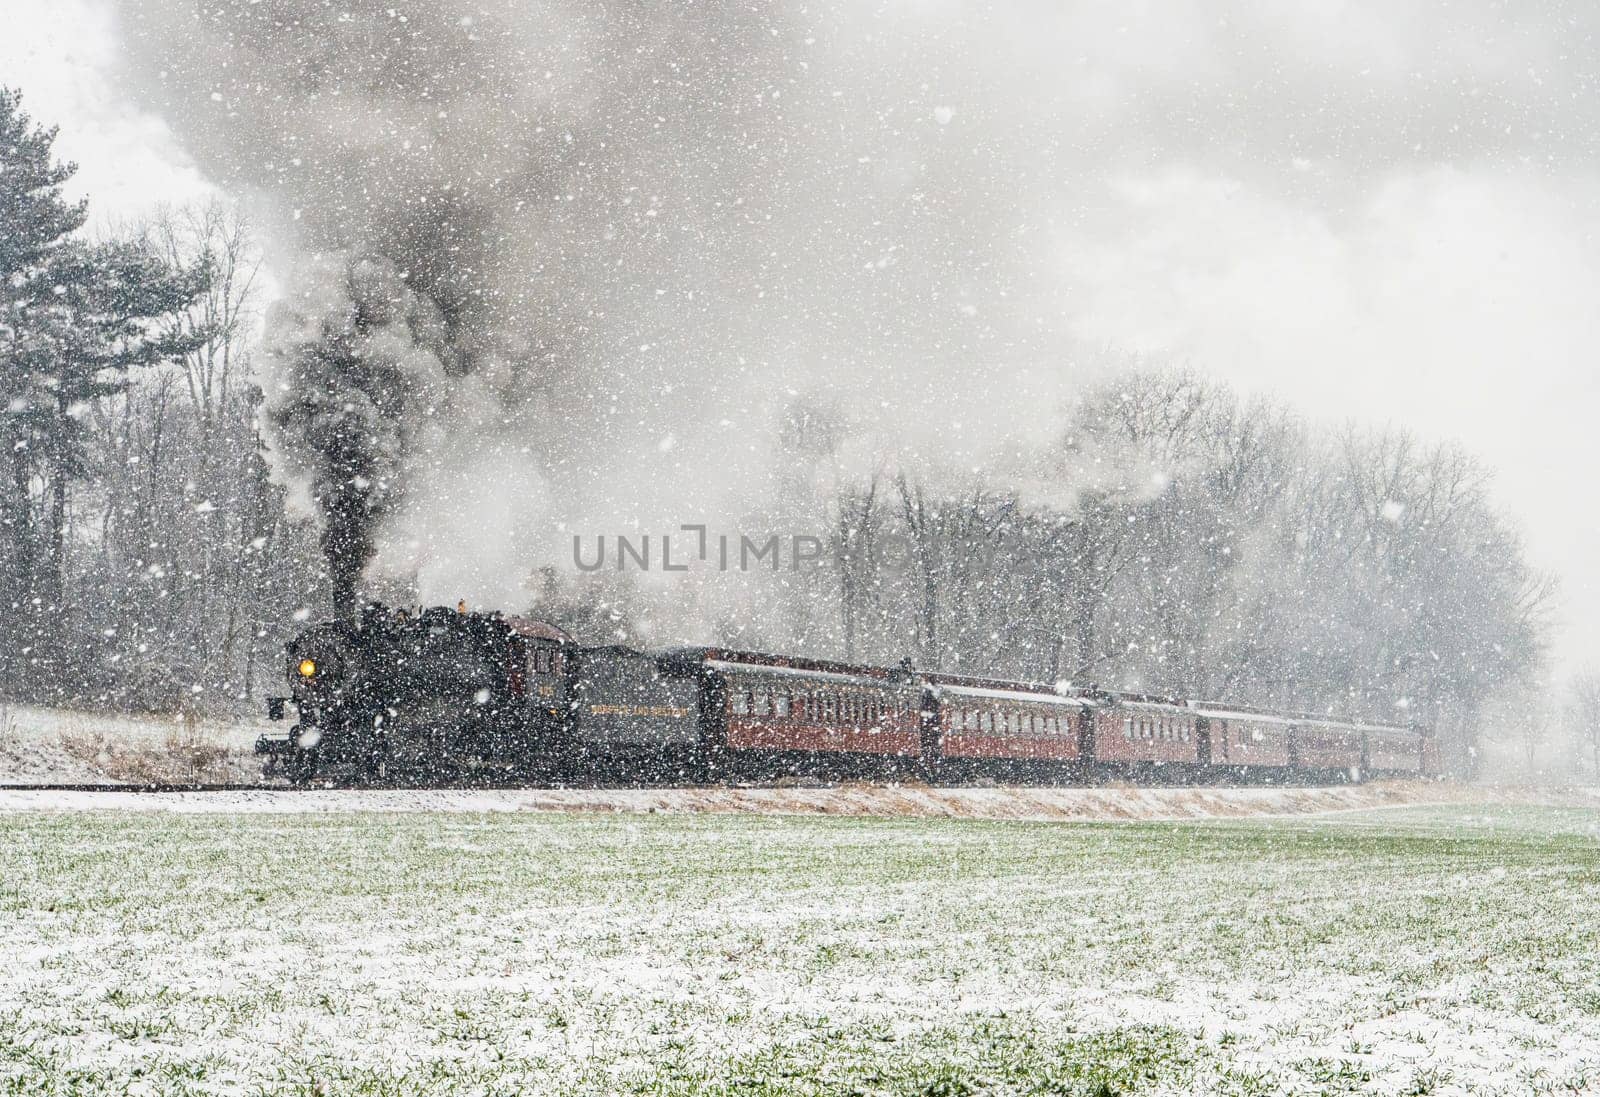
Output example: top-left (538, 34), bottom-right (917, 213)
top-left (260, 603), bottom-right (703, 783)
top-left (258, 603), bottom-right (1440, 785)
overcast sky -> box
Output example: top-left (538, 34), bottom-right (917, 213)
top-left (4, 0), bottom-right (1597, 675)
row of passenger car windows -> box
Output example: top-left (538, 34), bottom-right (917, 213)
top-left (1122, 714), bottom-right (1192, 742)
top-left (949, 708), bottom-right (1070, 736)
top-left (730, 684), bottom-right (902, 725)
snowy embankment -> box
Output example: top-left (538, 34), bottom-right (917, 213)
top-left (0, 704), bottom-right (272, 785)
top-left (2, 779), bottom-right (1595, 820)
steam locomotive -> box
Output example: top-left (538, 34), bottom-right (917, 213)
top-left (257, 603), bottom-right (1442, 785)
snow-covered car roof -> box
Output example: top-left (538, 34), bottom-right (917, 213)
top-left (934, 683), bottom-right (1092, 707)
top-left (703, 658), bottom-right (917, 691)
top-left (502, 617), bottom-right (578, 644)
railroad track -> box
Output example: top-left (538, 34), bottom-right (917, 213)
top-left (0, 779), bottom-right (862, 793)
top-left (0, 782), bottom-right (292, 793)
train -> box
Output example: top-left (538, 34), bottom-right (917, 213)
top-left (257, 602), bottom-right (1442, 785)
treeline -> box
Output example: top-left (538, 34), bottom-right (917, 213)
top-left (707, 370), bottom-right (1552, 773)
top-left (0, 90), bottom-right (324, 712)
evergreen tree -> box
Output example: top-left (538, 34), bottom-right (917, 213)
top-left (0, 86), bottom-right (88, 616)
top-left (0, 88), bottom-right (210, 691)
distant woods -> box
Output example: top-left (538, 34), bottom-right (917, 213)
top-left (0, 88), bottom-right (1566, 776)
top-left (0, 88), bottom-right (321, 711)
top-left (734, 371), bottom-right (1556, 775)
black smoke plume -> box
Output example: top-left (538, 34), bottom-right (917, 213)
top-left (115, 0), bottom-right (1084, 612)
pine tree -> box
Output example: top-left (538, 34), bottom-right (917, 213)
top-left (0, 86), bottom-right (88, 616)
top-left (0, 87), bottom-right (211, 690)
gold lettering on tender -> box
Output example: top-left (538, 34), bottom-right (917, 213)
top-left (587, 704), bottom-right (692, 718)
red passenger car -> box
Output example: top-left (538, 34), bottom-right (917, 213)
top-left (928, 676), bottom-right (1090, 763)
top-left (1192, 706), bottom-right (1294, 769)
top-left (1292, 719), bottom-right (1365, 772)
top-left (1091, 696), bottom-right (1202, 767)
top-left (698, 650), bottom-right (923, 758)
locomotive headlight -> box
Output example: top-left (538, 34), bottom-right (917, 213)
top-left (297, 658), bottom-right (318, 678)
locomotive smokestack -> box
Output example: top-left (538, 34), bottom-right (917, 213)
top-left (266, 252), bottom-right (452, 620)
top-left (328, 561), bottom-right (359, 622)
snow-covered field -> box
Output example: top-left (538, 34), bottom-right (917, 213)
top-left (3, 802), bottom-right (1598, 1095)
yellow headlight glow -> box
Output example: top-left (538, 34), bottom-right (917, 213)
top-left (297, 658), bottom-right (317, 678)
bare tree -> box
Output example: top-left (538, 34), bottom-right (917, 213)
top-left (834, 475), bottom-right (883, 662)
top-left (895, 473), bottom-right (942, 668)
top-left (1565, 671), bottom-right (1600, 779)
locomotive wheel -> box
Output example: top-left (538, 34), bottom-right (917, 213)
top-left (283, 751), bottom-right (318, 787)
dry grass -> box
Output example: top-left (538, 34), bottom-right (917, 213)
top-left (56, 710), bottom-right (236, 784)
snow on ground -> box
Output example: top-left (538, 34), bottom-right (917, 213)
top-left (1, 803), bottom-right (1597, 1094)
top-left (1, 780), bottom-right (1596, 821)
top-left (0, 704), bottom-right (273, 785)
